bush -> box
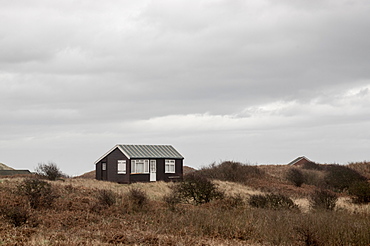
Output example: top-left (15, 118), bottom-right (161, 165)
top-left (302, 170), bottom-right (326, 188)
top-left (174, 173), bottom-right (224, 205)
top-left (196, 161), bottom-right (264, 184)
top-left (286, 168), bottom-right (304, 187)
top-left (249, 193), bottom-right (298, 210)
top-left (163, 190), bottom-right (182, 211)
top-left (301, 162), bottom-right (323, 170)
top-left (36, 162), bottom-right (65, 181)
top-left (17, 178), bottom-right (58, 209)
top-left (1, 205), bottom-right (31, 227)
top-left (96, 189), bottom-right (117, 207)
top-left (219, 194), bottom-right (245, 209)
top-left (294, 225), bottom-right (321, 246)
top-left (124, 188), bottom-right (149, 212)
top-left (310, 189), bottom-right (337, 210)
top-left (348, 181), bottom-right (370, 204)
top-left (324, 164), bottom-right (366, 192)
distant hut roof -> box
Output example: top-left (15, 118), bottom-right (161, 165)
top-left (288, 156), bottom-right (312, 166)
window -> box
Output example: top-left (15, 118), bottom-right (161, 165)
top-left (117, 160), bottom-right (126, 174)
top-left (131, 159), bottom-right (149, 174)
top-left (165, 159), bottom-right (175, 173)
top-left (102, 163), bottom-right (106, 171)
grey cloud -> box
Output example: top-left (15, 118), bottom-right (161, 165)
top-left (1, 0), bottom-right (370, 175)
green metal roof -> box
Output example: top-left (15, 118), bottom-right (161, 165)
top-left (118, 144), bottom-right (184, 159)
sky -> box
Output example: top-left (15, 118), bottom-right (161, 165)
top-left (1, 0), bottom-right (370, 176)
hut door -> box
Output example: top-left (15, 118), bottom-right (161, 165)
top-left (150, 160), bottom-right (156, 182)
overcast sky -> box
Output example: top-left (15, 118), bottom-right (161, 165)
top-left (1, 0), bottom-right (369, 176)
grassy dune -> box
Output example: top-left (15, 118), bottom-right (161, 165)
top-left (0, 161), bottom-right (369, 245)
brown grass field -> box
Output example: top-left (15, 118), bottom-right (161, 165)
top-left (0, 162), bottom-right (369, 245)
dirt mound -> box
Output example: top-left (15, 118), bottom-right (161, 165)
top-left (76, 170), bottom-right (95, 179)
top-left (0, 163), bottom-right (14, 170)
top-left (183, 165), bottom-right (196, 174)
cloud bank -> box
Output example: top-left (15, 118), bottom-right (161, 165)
top-left (1, 0), bottom-right (369, 175)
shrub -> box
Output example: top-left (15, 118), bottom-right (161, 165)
top-left (96, 189), bottom-right (117, 207)
top-left (301, 170), bottom-right (326, 188)
top-left (301, 161), bottom-right (323, 170)
top-left (249, 193), bottom-right (298, 210)
top-left (294, 225), bottom-right (321, 246)
top-left (0, 193), bottom-right (32, 227)
top-left (174, 173), bottom-right (224, 205)
top-left (310, 189), bottom-right (337, 210)
top-left (17, 178), bottom-right (58, 209)
top-left (1, 205), bottom-right (31, 227)
top-left (348, 181), bottom-right (370, 204)
top-left (36, 162), bottom-right (65, 181)
top-left (324, 164), bottom-right (366, 191)
top-left (124, 188), bottom-right (149, 212)
top-left (219, 194), bottom-right (245, 209)
top-left (286, 168), bottom-right (304, 187)
top-left (163, 190), bottom-right (182, 211)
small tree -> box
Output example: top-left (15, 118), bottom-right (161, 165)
top-left (36, 162), bottom-right (64, 181)
top-left (174, 174), bottom-right (224, 205)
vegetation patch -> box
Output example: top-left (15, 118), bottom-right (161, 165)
top-left (310, 189), bottom-right (338, 211)
top-left (324, 164), bottom-right (367, 192)
top-left (286, 168), bottom-right (305, 187)
top-left (196, 161), bottom-right (264, 184)
top-left (123, 187), bottom-right (149, 213)
top-left (348, 181), bottom-right (370, 204)
top-left (0, 162), bottom-right (369, 245)
top-left (95, 189), bottom-right (117, 207)
top-left (17, 178), bottom-right (58, 209)
top-left (35, 162), bottom-right (65, 181)
top-left (173, 173), bottom-right (224, 205)
top-left (301, 161), bottom-right (323, 170)
top-left (249, 193), bottom-right (298, 210)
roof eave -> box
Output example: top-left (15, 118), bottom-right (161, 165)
top-left (94, 145), bottom-right (132, 165)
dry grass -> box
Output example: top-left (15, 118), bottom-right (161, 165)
top-left (55, 178), bottom-right (172, 201)
top-left (214, 180), bottom-right (263, 198)
top-left (0, 177), bottom-right (369, 245)
top-left (1, 165), bottom-right (369, 246)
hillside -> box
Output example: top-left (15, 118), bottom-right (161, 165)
top-left (0, 163), bottom-right (14, 170)
top-left (0, 161), bottom-right (369, 245)
top-left (0, 176), bottom-right (369, 245)
top-left (76, 170), bottom-right (95, 179)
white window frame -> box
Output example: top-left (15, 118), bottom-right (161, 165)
top-left (131, 159), bottom-right (149, 174)
top-left (102, 163), bottom-right (106, 171)
top-left (165, 159), bottom-right (176, 173)
top-left (117, 160), bottom-right (126, 174)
